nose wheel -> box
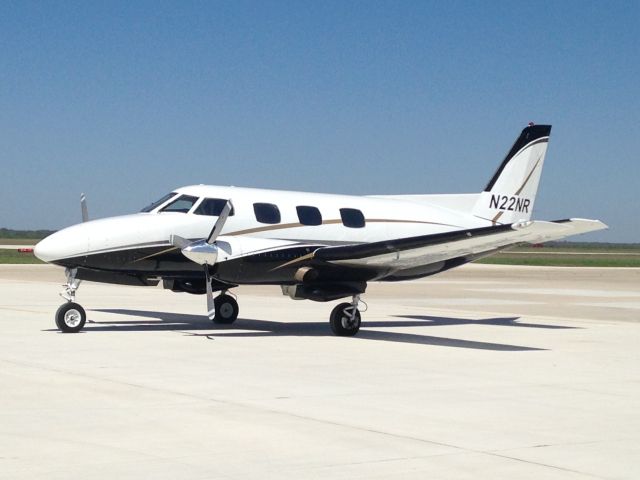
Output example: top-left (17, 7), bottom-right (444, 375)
top-left (55, 302), bottom-right (87, 333)
top-left (330, 295), bottom-right (362, 336)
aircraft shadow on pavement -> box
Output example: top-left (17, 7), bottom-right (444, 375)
top-left (71, 308), bottom-right (564, 352)
top-left (394, 315), bottom-right (579, 330)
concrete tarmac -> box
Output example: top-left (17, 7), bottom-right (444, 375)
top-left (1, 264), bottom-right (639, 479)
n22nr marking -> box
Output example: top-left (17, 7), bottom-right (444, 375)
top-left (489, 194), bottom-right (530, 213)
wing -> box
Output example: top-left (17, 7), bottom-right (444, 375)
top-left (313, 219), bottom-right (607, 276)
top-left (210, 218), bottom-right (606, 286)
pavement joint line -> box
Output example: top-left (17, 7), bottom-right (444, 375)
top-left (0, 356), bottom-right (560, 472)
top-left (487, 440), bottom-right (602, 453)
top-left (1, 429), bottom-right (174, 463)
top-left (485, 451), bottom-right (608, 479)
top-left (314, 450), bottom-right (485, 469)
top-left (16, 449), bottom-right (239, 480)
top-left (536, 383), bottom-right (638, 398)
top-left (0, 306), bottom-right (45, 314)
top-left (3, 359), bottom-right (614, 480)
top-left (212, 405), bottom-right (610, 478)
top-left (311, 443), bottom-right (604, 476)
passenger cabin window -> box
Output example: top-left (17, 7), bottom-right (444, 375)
top-left (253, 203), bottom-right (281, 224)
top-left (296, 205), bottom-right (322, 226)
top-left (140, 192), bottom-right (177, 212)
top-left (194, 198), bottom-right (235, 217)
top-left (160, 195), bottom-right (198, 213)
top-left (340, 208), bottom-right (365, 228)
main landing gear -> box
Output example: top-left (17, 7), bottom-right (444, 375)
top-left (211, 292), bottom-right (362, 335)
top-left (55, 268), bottom-right (87, 333)
top-left (329, 295), bottom-right (362, 336)
top-left (212, 292), bottom-right (239, 324)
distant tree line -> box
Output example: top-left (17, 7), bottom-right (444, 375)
top-left (0, 228), bottom-right (57, 239)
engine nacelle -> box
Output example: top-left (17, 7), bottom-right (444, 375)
top-left (281, 282), bottom-right (366, 302)
top-left (163, 278), bottom-right (207, 295)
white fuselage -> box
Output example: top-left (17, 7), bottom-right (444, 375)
top-left (34, 185), bottom-right (489, 264)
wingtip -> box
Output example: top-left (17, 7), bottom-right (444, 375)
top-left (568, 218), bottom-right (609, 231)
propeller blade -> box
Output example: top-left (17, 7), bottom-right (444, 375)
top-left (80, 193), bottom-right (89, 222)
top-left (205, 266), bottom-right (215, 320)
top-left (169, 234), bottom-right (191, 249)
top-left (207, 200), bottom-right (233, 244)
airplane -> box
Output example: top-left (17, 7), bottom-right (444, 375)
top-left (34, 124), bottom-right (606, 336)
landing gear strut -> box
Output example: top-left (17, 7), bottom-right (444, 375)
top-left (212, 291), bottom-right (239, 324)
top-left (330, 295), bottom-right (362, 336)
top-left (55, 268), bottom-right (87, 333)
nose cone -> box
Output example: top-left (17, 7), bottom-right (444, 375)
top-left (34, 225), bottom-right (89, 263)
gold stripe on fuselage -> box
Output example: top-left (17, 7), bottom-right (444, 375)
top-left (227, 218), bottom-right (460, 236)
top-left (131, 245), bottom-right (179, 263)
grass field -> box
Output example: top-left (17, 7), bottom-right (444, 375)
top-left (475, 243), bottom-right (640, 267)
top-left (0, 238), bottom-right (38, 246)
top-left (0, 249), bottom-right (43, 264)
top-left (476, 253), bottom-right (640, 267)
top-left (0, 237), bottom-right (43, 264)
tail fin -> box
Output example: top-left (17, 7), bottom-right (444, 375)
top-left (473, 124), bottom-right (551, 224)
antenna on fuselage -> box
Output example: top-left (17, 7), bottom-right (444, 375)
top-left (80, 193), bottom-right (89, 222)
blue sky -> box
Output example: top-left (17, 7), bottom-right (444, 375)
top-left (1, 1), bottom-right (638, 241)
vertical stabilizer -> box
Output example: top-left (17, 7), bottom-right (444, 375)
top-left (473, 124), bottom-right (551, 224)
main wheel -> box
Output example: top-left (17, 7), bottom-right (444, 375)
top-left (213, 294), bottom-right (239, 324)
top-left (330, 302), bottom-right (361, 336)
top-left (55, 302), bottom-right (87, 333)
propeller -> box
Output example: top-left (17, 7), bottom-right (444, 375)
top-left (207, 199), bottom-right (233, 244)
top-left (169, 200), bottom-right (233, 319)
top-left (80, 193), bottom-right (89, 222)
top-left (205, 266), bottom-right (215, 319)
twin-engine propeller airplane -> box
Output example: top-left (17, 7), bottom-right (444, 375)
top-left (34, 124), bottom-right (606, 336)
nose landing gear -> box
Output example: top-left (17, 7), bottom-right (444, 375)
top-left (55, 268), bottom-right (87, 333)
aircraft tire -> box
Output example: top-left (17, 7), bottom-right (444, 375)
top-left (330, 303), bottom-right (361, 336)
top-left (55, 302), bottom-right (87, 333)
top-left (213, 295), bottom-right (239, 324)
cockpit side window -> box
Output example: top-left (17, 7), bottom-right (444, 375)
top-left (160, 195), bottom-right (198, 213)
top-left (140, 192), bottom-right (177, 212)
top-left (194, 198), bottom-right (235, 217)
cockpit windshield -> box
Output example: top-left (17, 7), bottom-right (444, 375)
top-left (159, 195), bottom-right (199, 213)
top-left (140, 192), bottom-right (177, 213)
